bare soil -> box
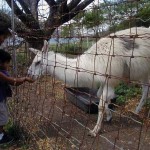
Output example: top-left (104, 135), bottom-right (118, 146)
top-left (1, 76), bottom-right (150, 150)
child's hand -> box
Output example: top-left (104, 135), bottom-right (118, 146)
top-left (25, 77), bottom-right (35, 83)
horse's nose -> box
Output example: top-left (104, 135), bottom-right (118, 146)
top-left (27, 74), bottom-right (37, 80)
top-left (27, 68), bottom-right (32, 76)
top-left (30, 74), bottom-right (38, 80)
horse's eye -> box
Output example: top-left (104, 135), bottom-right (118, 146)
top-left (35, 61), bottom-right (41, 66)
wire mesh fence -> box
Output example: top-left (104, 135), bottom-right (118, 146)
top-left (1, 0), bottom-right (150, 149)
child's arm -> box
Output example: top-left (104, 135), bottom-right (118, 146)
top-left (0, 72), bottom-right (34, 86)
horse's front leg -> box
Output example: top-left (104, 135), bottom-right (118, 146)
top-left (89, 86), bottom-right (114, 137)
top-left (88, 97), bottom-right (105, 137)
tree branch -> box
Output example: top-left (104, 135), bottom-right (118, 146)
top-left (56, 0), bottom-right (64, 3)
top-left (68, 0), bottom-right (81, 11)
top-left (5, 0), bottom-right (40, 29)
top-left (72, 0), bottom-right (94, 14)
top-left (45, 0), bottom-right (94, 31)
top-left (22, 0), bottom-right (40, 20)
top-left (17, 0), bottom-right (31, 14)
top-left (58, 0), bottom-right (68, 14)
top-left (61, 0), bottom-right (94, 24)
top-left (45, 0), bottom-right (56, 7)
top-left (0, 9), bottom-right (30, 39)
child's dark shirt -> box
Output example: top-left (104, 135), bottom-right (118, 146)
top-left (0, 70), bottom-right (12, 102)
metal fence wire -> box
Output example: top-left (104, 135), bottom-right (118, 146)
top-left (1, 0), bottom-right (150, 149)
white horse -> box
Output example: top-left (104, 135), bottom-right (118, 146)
top-left (28, 27), bottom-right (150, 137)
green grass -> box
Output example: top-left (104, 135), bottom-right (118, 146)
top-left (0, 120), bottom-right (30, 150)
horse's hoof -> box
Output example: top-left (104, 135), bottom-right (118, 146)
top-left (88, 131), bottom-right (96, 137)
top-left (135, 109), bottom-right (140, 114)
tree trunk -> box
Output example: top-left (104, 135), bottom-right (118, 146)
top-left (28, 39), bottom-right (44, 50)
top-left (5, 0), bottom-right (94, 50)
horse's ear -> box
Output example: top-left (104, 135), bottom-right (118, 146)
top-left (42, 40), bottom-right (49, 53)
top-left (29, 48), bottom-right (40, 54)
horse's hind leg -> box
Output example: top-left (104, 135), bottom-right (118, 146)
top-left (135, 79), bottom-right (149, 113)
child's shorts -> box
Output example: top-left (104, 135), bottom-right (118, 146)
top-left (0, 101), bottom-right (9, 126)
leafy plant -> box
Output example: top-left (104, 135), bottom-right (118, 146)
top-left (82, 8), bottom-right (104, 29)
top-left (3, 119), bottom-right (30, 149)
top-left (144, 98), bottom-right (150, 109)
top-left (50, 40), bottom-right (94, 55)
top-left (16, 53), bottom-right (27, 66)
top-left (115, 82), bottom-right (141, 105)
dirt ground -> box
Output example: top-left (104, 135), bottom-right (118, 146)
top-left (1, 76), bottom-right (150, 150)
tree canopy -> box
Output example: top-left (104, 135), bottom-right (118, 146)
top-left (79, 0), bottom-right (150, 33)
top-left (2, 0), bottom-right (94, 48)
top-left (0, 0), bottom-right (150, 48)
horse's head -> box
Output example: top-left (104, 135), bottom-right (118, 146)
top-left (28, 40), bottom-right (49, 79)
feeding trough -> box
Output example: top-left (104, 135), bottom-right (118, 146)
top-left (65, 87), bottom-right (99, 114)
top-left (65, 87), bottom-right (116, 114)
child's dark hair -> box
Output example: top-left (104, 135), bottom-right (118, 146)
top-left (0, 11), bottom-right (11, 36)
top-left (0, 49), bottom-right (11, 63)
top-left (0, 28), bottom-right (10, 36)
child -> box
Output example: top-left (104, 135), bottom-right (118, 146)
top-left (0, 10), bottom-right (12, 43)
top-left (0, 28), bottom-right (11, 45)
top-left (0, 49), bottom-right (34, 145)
